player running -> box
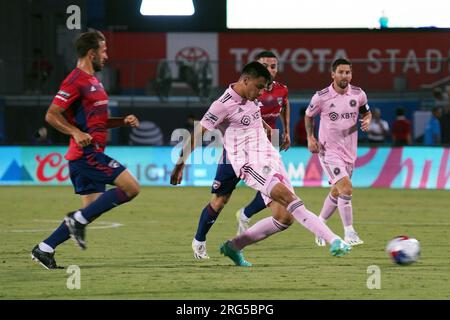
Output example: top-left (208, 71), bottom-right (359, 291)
top-left (31, 30), bottom-right (140, 269)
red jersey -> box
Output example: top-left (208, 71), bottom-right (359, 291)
top-left (52, 68), bottom-right (109, 161)
top-left (257, 81), bottom-right (288, 129)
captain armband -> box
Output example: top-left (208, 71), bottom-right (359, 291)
top-left (359, 104), bottom-right (370, 114)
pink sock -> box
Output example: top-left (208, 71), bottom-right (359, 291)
top-left (231, 217), bottom-right (288, 250)
top-left (287, 199), bottom-right (338, 244)
top-left (319, 193), bottom-right (338, 221)
top-left (338, 195), bottom-right (353, 227)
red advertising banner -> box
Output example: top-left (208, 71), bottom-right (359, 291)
top-left (219, 31), bottom-right (450, 91)
top-left (104, 32), bottom-right (166, 90)
top-left (101, 31), bottom-right (449, 92)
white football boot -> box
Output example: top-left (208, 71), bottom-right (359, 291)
top-left (344, 231), bottom-right (364, 246)
top-left (192, 239), bottom-right (210, 259)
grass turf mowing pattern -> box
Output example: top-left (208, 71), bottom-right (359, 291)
top-left (0, 186), bottom-right (449, 299)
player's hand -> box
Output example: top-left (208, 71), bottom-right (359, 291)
top-left (170, 163), bottom-right (185, 185)
top-left (280, 133), bottom-right (291, 151)
top-left (73, 131), bottom-right (92, 147)
top-left (307, 136), bottom-right (319, 153)
top-left (360, 113), bottom-right (372, 132)
top-left (124, 114), bottom-right (139, 127)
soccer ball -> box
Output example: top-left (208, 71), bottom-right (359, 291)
top-left (386, 236), bottom-right (420, 265)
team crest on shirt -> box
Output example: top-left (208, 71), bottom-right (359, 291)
top-left (349, 99), bottom-right (357, 107)
top-left (263, 166), bottom-right (271, 175)
top-left (108, 160), bottom-right (120, 168)
top-left (333, 168), bottom-right (341, 175)
top-left (277, 97), bottom-right (283, 106)
top-left (212, 180), bottom-right (221, 190)
top-left (241, 115), bottom-right (251, 126)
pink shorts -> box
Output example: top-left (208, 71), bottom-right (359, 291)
top-left (319, 154), bottom-right (354, 185)
top-left (239, 157), bottom-right (295, 205)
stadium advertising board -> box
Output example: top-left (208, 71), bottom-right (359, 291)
top-left (0, 147), bottom-right (448, 189)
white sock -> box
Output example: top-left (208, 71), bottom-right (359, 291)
top-left (39, 242), bottom-right (54, 253)
top-left (74, 210), bottom-right (89, 225)
top-left (240, 209), bottom-right (250, 221)
top-left (344, 225), bottom-right (356, 235)
top-left (193, 238), bottom-right (206, 246)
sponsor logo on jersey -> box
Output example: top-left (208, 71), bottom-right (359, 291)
top-left (108, 160), bottom-right (120, 169)
top-left (57, 90), bottom-right (71, 99)
top-left (205, 112), bottom-right (218, 123)
top-left (90, 86), bottom-right (97, 92)
top-left (329, 112), bottom-right (339, 121)
top-left (241, 115), bottom-right (251, 126)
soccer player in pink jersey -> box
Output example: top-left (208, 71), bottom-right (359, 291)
top-left (31, 31), bottom-right (140, 269)
top-left (305, 58), bottom-right (372, 247)
top-left (235, 50), bottom-right (292, 236)
top-left (170, 61), bottom-right (350, 266)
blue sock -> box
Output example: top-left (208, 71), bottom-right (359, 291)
top-left (194, 204), bottom-right (220, 242)
top-left (243, 192), bottom-right (266, 219)
top-left (43, 221), bottom-right (70, 249)
top-left (80, 188), bottom-right (131, 222)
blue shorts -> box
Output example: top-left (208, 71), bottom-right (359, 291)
top-left (68, 152), bottom-right (126, 195)
top-left (211, 150), bottom-right (240, 196)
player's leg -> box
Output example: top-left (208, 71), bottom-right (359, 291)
top-left (269, 181), bottom-right (350, 257)
top-left (192, 193), bottom-right (232, 259)
top-left (31, 192), bottom-right (103, 269)
top-left (64, 153), bottom-right (138, 250)
top-left (235, 191), bottom-right (266, 235)
top-left (335, 176), bottom-right (363, 246)
top-left (228, 201), bottom-right (293, 254)
top-left (315, 186), bottom-right (339, 246)
top-left (193, 152), bottom-right (240, 259)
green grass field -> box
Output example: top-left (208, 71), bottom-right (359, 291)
top-left (1, 186), bottom-right (449, 299)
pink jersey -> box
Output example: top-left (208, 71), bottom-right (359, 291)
top-left (201, 84), bottom-right (293, 199)
top-left (306, 84), bottom-right (368, 164)
top-left (258, 81), bottom-right (288, 129)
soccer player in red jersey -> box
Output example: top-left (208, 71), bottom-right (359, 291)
top-left (31, 30), bottom-right (140, 269)
top-left (236, 51), bottom-right (291, 235)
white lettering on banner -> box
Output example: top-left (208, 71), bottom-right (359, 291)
top-left (426, 49), bottom-right (442, 74)
top-left (403, 49), bottom-right (420, 73)
top-left (230, 47), bottom-right (448, 75)
top-left (290, 49), bottom-right (313, 73)
top-left (386, 49), bottom-right (401, 73)
top-left (367, 49), bottom-right (382, 74)
top-left (287, 162), bottom-right (305, 181)
top-left (312, 49), bottom-right (332, 72)
top-left (230, 48), bottom-right (248, 72)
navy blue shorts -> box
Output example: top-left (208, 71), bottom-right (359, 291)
top-left (211, 150), bottom-right (240, 195)
top-left (68, 152), bottom-right (126, 195)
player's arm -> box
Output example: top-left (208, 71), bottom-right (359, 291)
top-left (305, 115), bottom-right (319, 153)
top-left (45, 104), bottom-right (92, 147)
top-left (170, 123), bottom-right (209, 185)
top-left (359, 104), bottom-right (372, 132)
top-left (107, 115), bottom-right (140, 129)
top-left (280, 99), bottom-right (291, 151)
